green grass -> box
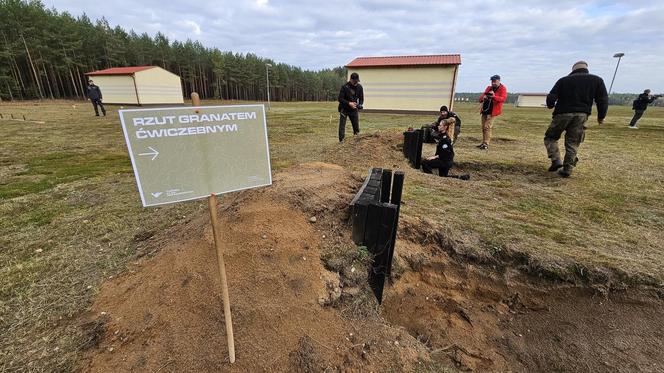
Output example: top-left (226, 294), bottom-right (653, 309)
top-left (1, 152), bottom-right (131, 198)
top-left (1, 99), bottom-right (663, 371)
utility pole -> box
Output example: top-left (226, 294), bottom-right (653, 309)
top-left (609, 52), bottom-right (625, 94)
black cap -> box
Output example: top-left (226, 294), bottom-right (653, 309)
top-left (490, 75), bottom-right (501, 81)
top-left (350, 72), bottom-right (360, 82)
top-left (439, 106), bottom-right (448, 112)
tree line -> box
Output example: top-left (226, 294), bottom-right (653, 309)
top-left (0, 0), bottom-right (346, 102)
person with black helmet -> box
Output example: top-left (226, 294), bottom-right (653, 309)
top-left (477, 75), bottom-right (507, 149)
top-left (544, 61), bottom-right (608, 177)
top-left (337, 72), bottom-right (364, 142)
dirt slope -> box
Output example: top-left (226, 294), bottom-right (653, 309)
top-left (81, 163), bottom-right (430, 372)
top-left (80, 162), bottom-right (664, 372)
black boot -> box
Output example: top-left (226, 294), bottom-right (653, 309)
top-left (548, 159), bottom-right (563, 172)
top-left (558, 166), bottom-right (572, 178)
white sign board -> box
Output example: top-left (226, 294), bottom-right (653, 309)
top-left (119, 104), bottom-right (271, 207)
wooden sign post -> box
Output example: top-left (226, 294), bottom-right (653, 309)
top-left (118, 93), bottom-right (271, 365)
top-left (191, 92), bottom-right (236, 363)
top-left (208, 193), bottom-right (236, 363)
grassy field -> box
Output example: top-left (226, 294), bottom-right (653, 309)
top-left (1, 99), bottom-right (663, 371)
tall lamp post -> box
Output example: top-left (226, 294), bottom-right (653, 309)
top-left (608, 52), bottom-right (625, 94)
top-left (265, 63), bottom-right (272, 110)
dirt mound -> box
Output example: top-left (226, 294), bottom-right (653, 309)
top-left (80, 162), bottom-right (664, 372)
top-left (81, 163), bottom-right (430, 372)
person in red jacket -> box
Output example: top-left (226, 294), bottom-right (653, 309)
top-left (477, 75), bottom-right (507, 149)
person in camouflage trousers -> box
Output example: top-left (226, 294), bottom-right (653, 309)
top-left (544, 61), bottom-right (608, 177)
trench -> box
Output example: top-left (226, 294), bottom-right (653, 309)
top-left (378, 234), bottom-right (664, 372)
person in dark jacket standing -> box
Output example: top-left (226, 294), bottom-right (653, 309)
top-left (87, 80), bottom-right (106, 116)
top-left (544, 61), bottom-right (608, 177)
top-left (629, 89), bottom-right (661, 129)
top-left (478, 75), bottom-right (507, 149)
top-left (337, 72), bottom-right (364, 142)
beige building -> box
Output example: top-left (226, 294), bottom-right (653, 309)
top-left (516, 93), bottom-right (548, 108)
top-left (85, 66), bottom-right (183, 105)
top-left (345, 54), bottom-right (461, 114)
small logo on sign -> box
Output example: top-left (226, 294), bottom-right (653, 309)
top-left (151, 192), bottom-right (163, 198)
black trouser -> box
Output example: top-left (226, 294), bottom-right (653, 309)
top-left (421, 158), bottom-right (452, 176)
top-left (629, 110), bottom-right (644, 127)
top-left (91, 99), bottom-right (106, 116)
top-left (339, 110), bottom-right (359, 141)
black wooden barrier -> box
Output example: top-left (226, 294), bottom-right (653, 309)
top-left (402, 129), bottom-right (423, 169)
top-left (422, 126), bottom-right (436, 143)
top-left (350, 168), bottom-right (405, 304)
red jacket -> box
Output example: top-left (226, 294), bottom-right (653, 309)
top-left (479, 84), bottom-right (507, 116)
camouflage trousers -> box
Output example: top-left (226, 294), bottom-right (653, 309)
top-left (544, 113), bottom-right (588, 168)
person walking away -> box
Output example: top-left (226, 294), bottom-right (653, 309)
top-left (87, 80), bottom-right (106, 117)
top-left (421, 133), bottom-right (470, 180)
top-left (478, 75), bottom-right (507, 149)
top-left (629, 89), bottom-right (661, 129)
top-left (337, 72), bottom-right (364, 142)
top-left (544, 61), bottom-right (608, 177)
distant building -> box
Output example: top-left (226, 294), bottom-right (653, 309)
top-left (515, 93), bottom-right (547, 108)
top-left (85, 66), bottom-right (183, 105)
top-left (345, 54), bottom-right (461, 114)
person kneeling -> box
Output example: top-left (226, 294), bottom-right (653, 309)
top-left (421, 134), bottom-right (470, 180)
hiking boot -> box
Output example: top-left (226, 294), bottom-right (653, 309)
top-left (558, 166), bottom-right (573, 178)
top-left (478, 143), bottom-right (488, 150)
top-left (476, 143), bottom-right (484, 148)
top-left (548, 159), bottom-right (563, 172)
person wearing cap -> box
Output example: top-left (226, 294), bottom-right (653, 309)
top-left (629, 89), bottom-right (661, 129)
top-left (431, 105), bottom-right (462, 141)
top-left (544, 61), bottom-right (608, 177)
top-left (477, 75), bottom-right (507, 149)
top-left (86, 80), bottom-right (106, 117)
top-left (337, 72), bottom-right (364, 142)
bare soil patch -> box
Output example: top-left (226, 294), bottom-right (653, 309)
top-left (81, 162), bottom-right (664, 372)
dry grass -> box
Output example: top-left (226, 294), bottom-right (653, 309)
top-left (1, 99), bottom-right (663, 371)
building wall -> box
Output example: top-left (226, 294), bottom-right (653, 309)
top-left (347, 66), bottom-right (457, 112)
top-left (134, 67), bottom-right (184, 105)
top-left (516, 95), bottom-right (547, 107)
top-left (91, 75), bottom-right (138, 105)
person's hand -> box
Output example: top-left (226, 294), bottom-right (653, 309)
top-left (349, 102), bottom-right (357, 109)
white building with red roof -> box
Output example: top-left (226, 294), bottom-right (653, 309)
top-left (515, 93), bottom-right (548, 108)
top-left (345, 54), bottom-right (461, 113)
top-left (85, 66), bottom-right (183, 105)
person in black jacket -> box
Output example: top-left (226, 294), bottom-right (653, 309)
top-left (544, 61), bottom-right (608, 177)
top-left (337, 72), bottom-right (364, 142)
top-left (421, 133), bottom-right (470, 180)
top-left (86, 80), bottom-right (106, 116)
top-left (629, 89), bottom-right (661, 129)
top-left (430, 106), bottom-right (462, 141)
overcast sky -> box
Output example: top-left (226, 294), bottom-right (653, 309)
top-left (48, 0), bottom-right (664, 93)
